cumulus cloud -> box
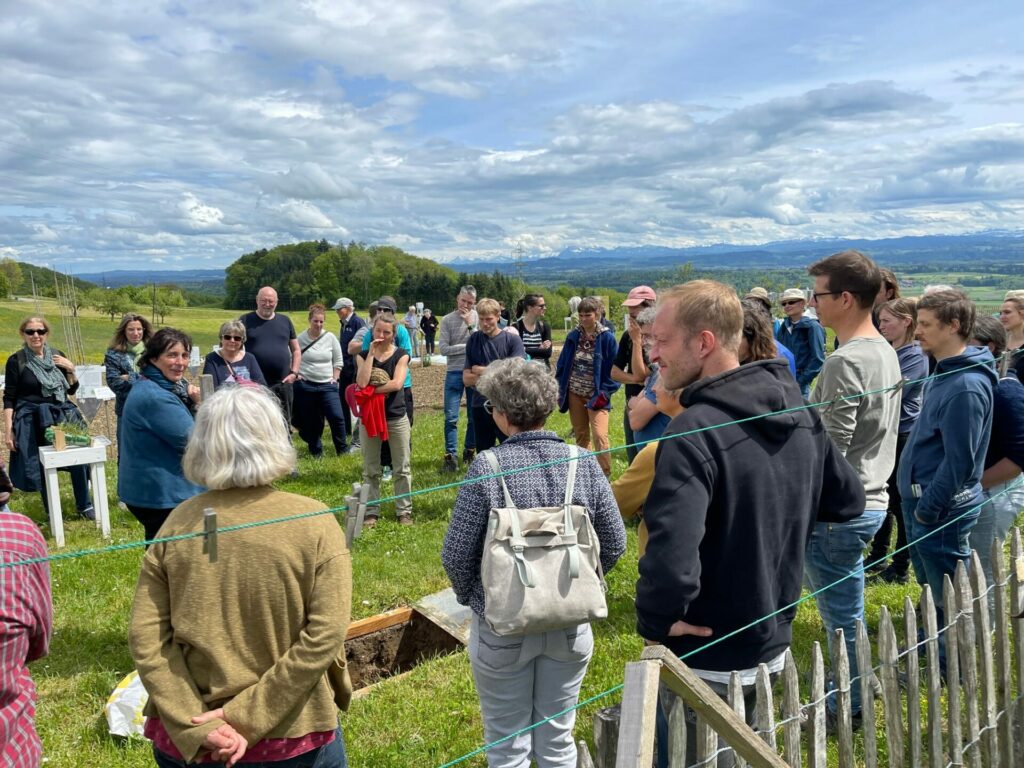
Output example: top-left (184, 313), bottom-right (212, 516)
top-left (1, 1), bottom-right (1023, 268)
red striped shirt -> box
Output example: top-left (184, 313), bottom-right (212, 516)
top-left (0, 512), bottom-right (52, 768)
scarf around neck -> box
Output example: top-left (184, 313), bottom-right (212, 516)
top-left (127, 341), bottom-right (146, 372)
top-left (24, 344), bottom-right (68, 403)
top-left (142, 364), bottom-right (194, 414)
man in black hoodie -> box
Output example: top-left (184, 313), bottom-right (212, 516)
top-left (636, 280), bottom-right (864, 765)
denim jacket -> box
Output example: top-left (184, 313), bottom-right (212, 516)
top-left (555, 327), bottom-right (620, 412)
top-left (104, 348), bottom-right (140, 417)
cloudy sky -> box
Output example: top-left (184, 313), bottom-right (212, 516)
top-left (2, 0), bottom-right (1023, 271)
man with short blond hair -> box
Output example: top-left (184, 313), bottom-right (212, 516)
top-left (637, 279), bottom-right (863, 767)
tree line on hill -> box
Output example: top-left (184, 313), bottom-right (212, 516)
top-left (223, 240), bottom-right (584, 319)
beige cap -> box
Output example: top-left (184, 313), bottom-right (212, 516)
top-left (780, 288), bottom-right (806, 303)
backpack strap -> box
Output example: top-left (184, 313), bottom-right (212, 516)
top-left (481, 450), bottom-right (534, 587)
top-left (481, 450), bottom-right (515, 509)
top-left (562, 445), bottom-right (581, 579)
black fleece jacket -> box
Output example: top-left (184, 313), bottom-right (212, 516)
top-left (636, 359), bottom-right (864, 671)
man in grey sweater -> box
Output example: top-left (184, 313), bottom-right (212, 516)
top-left (804, 250), bottom-right (901, 729)
top-left (439, 285), bottom-right (479, 472)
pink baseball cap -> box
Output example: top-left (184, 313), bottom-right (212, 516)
top-left (622, 285), bottom-right (657, 306)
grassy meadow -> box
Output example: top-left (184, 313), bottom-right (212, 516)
top-left (0, 294), bottom-right (999, 767)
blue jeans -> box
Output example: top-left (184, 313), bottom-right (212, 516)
top-left (153, 727), bottom-right (347, 767)
top-left (443, 370), bottom-right (475, 456)
top-left (293, 380), bottom-right (347, 456)
top-left (972, 481), bottom-right (1024, 612)
top-left (904, 496), bottom-right (981, 640)
top-left (804, 509), bottom-right (886, 715)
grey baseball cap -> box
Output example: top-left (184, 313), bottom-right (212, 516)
top-left (331, 297), bottom-right (354, 310)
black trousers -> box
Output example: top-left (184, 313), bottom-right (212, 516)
top-left (127, 504), bottom-right (175, 544)
top-left (339, 366), bottom-right (357, 436)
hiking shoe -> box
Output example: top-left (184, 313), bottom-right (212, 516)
top-left (397, 514), bottom-right (414, 526)
top-left (362, 515), bottom-right (378, 529)
top-left (381, 467), bottom-right (393, 483)
top-left (78, 505), bottom-right (96, 521)
top-left (441, 453), bottom-right (458, 473)
top-left (462, 448), bottom-right (476, 464)
top-left (346, 443), bottom-right (361, 455)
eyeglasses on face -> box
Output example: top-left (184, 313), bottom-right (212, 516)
top-left (222, 335), bottom-right (243, 342)
top-left (812, 291), bottom-right (843, 302)
top-left (483, 400), bottom-right (494, 415)
top-left (23, 328), bottom-right (47, 336)
top-left (781, 300), bottom-right (803, 307)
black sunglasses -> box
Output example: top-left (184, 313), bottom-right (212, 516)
top-left (222, 335), bottom-right (243, 342)
top-left (23, 328), bottom-right (47, 336)
top-left (780, 300), bottom-right (802, 307)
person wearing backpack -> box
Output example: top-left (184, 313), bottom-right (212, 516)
top-left (442, 357), bottom-right (625, 768)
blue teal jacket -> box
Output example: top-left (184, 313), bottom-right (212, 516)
top-left (555, 327), bottom-right (620, 411)
top-left (775, 315), bottom-right (825, 390)
top-left (897, 345), bottom-right (996, 524)
top-left (117, 376), bottom-right (204, 509)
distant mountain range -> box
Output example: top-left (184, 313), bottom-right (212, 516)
top-left (74, 231), bottom-right (1024, 288)
top-left (449, 231), bottom-right (1024, 276)
top-left (76, 268), bottom-right (226, 293)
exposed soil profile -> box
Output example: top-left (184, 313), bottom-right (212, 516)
top-left (345, 612), bottom-right (463, 689)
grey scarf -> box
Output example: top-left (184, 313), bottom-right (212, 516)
top-left (24, 344), bottom-right (68, 403)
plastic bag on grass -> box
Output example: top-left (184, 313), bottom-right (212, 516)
top-left (105, 670), bottom-right (148, 738)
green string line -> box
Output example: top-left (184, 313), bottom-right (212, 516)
top-left (1, 348), bottom-right (1011, 569)
top-left (435, 474), bottom-right (1024, 768)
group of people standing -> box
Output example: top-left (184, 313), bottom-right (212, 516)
top-left (3, 260), bottom-right (1024, 768)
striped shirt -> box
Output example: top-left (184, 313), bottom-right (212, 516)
top-left (0, 512), bottom-right (52, 768)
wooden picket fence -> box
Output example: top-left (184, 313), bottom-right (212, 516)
top-left (609, 531), bottom-right (1024, 768)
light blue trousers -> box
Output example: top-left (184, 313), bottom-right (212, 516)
top-left (469, 614), bottom-right (593, 768)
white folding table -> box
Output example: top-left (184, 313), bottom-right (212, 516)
top-left (38, 444), bottom-right (111, 547)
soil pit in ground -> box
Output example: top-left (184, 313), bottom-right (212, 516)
top-left (345, 607), bottom-right (464, 690)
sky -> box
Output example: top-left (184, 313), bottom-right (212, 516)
top-left (2, 0), bottom-right (1023, 272)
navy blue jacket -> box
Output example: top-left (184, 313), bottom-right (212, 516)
top-left (339, 313), bottom-right (365, 372)
top-left (898, 345), bottom-right (996, 524)
top-left (118, 377), bottom-right (204, 509)
top-left (986, 370), bottom-right (1024, 471)
top-left (775, 315), bottom-right (825, 390)
top-left (555, 327), bottom-right (620, 412)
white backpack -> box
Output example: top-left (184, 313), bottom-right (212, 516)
top-left (479, 446), bottom-right (608, 636)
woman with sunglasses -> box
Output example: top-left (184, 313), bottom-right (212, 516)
top-left (4, 316), bottom-right (94, 519)
top-left (105, 312), bottom-right (155, 454)
top-left (202, 320), bottom-right (266, 390)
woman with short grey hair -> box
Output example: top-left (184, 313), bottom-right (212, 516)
top-left (202, 320), bottom-right (266, 390)
top-left (130, 384), bottom-right (352, 767)
top-left (442, 357), bottom-right (626, 768)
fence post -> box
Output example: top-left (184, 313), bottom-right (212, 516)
top-left (807, 642), bottom-right (826, 768)
top-left (919, 585), bottom-right (943, 768)
top-left (614, 660), bottom-right (661, 768)
top-left (667, 696), bottom-right (686, 768)
top-left (780, 650), bottom-right (801, 768)
top-left (991, 536), bottom-right (1013, 768)
top-left (832, 629), bottom-right (854, 768)
top-left (855, 620), bottom-right (878, 768)
top-left (969, 550), bottom-right (998, 767)
top-left (956, 562), bottom-right (982, 768)
top-left (1010, 529), bottom-right (1024, 759)
top-left (753, 664), bottom-right (776, 751)
top-left (943, 573), bottom-right (964, 767)
top-left (878, 606), bottom-right (903, 768)
top-left (902, 596), bottom-right (921, 768)
top-left (727, 673), bottom-right (747, 768)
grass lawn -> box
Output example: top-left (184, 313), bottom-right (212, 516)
top-left (0, 296), bottom-right (973, 767)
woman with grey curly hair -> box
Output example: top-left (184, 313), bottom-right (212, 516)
top-left (442, 357), bottom-right (626, 768)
